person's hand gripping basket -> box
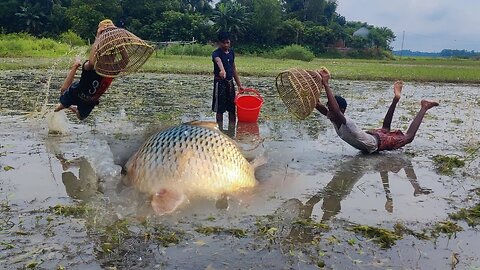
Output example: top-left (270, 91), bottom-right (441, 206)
top-left (93, 27), bottom-right (154, 78)
top-left (275, 68), bottom-right (326, 120)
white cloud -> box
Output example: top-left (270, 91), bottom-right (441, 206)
top-left (336, 0), bottom-right (480, 52)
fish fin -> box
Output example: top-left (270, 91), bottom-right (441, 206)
top-left (187, 120), bottom-right (219, 130)
top-left (151, 189), bottom-right (186, 215)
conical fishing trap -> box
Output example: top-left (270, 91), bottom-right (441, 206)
top-left (93, 27), bottom-right (154, 78)
top-left (275, 68), bottom-right (324, 120)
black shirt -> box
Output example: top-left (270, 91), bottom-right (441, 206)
top-left (77, 61), bottom-right (113, 102)
top-left (212, 48), bottom-right (235, 80)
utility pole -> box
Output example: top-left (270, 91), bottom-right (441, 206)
top-left (400, 30), bottom-right (405, 57)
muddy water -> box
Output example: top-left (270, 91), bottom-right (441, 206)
top-left (1, 70), bottom-right (480, 269)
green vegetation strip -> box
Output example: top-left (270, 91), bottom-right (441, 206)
top-left (195, 225), bottom-right (247, 238)
top-left (432, 155), bottom-right (466, 175)
top-left (450, 205), bottom-right (480, 227)
top-left (350, 225), bottom-right (402, 248)
top-left (2, 53), bottom-right (480, 83)
top-left (449, 190), bottom-right (480, 227)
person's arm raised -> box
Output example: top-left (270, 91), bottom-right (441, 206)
top-left (60, 57), bottom-right (81, 93)
top-left (319, 68), bottom-right (346, 128)
top-left (315, 102), bottom-right (328, 116)
top-left (84, 41), bottom-right (99, 71)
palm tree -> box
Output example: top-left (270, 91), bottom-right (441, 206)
top-left (15, 3), bottom-right (47, 35)
top-left (211, 1), bottom-right (250, 41)
top-left (182, 0), bottom-right (213, 13)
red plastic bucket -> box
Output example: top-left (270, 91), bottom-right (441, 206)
top-left (235, 88), bottom-right (263, 122)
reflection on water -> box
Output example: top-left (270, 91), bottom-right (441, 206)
top-left (236, 121), bottom-right (260, 141)
top-left (277, 153), bottom-right (434, 242)
top-left (55, 155), bottom-right (99, 201)
top-left (275, 153), bottom-right (432, 243)
top-left (316, 154), bottom-right (432, 220)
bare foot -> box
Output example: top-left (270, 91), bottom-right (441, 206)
top-left (54, 104), bottom-right (64, 112)
top-left (69, 106), bottom-right (78, 114)
top-left (393, 81), bottom-right (403, 99)
top-left (414, 187), bottom-right (433, 196)
top-left (421, 100), bottom-right (439, 110)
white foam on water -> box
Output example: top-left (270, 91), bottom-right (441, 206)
top-left (82, 139), bottom-right (122, 180)
top-left (46, 111), bottom-right (70, 135)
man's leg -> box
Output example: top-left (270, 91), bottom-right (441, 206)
top-left (216, 113), bottom-right (223, 125)
top-left (228, 111), bottom-right (236, 124)
top-left (380, 171), bottom-right (393, 213)
top-left (404, 100), bottom-right (439, 143)
top-left (69, 106), bottom-right (83, 120)
top-left (381, 81), bottom-right (403, 130)
top-left (404, 166), bottom-right (433, 196)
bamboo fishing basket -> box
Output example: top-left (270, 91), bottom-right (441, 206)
top-left (275, 68), bottom-right (324, 120)
top-left (93, 27), bottom-right (154, 78)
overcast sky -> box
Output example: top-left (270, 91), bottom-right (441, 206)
top-left (336, 0), bottom-right (480, 52)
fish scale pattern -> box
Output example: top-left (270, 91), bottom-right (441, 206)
top-left (126, 122), bottom-right (256, 198)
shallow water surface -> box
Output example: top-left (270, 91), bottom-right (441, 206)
top-left (1, 70), bottom-right (479, 269)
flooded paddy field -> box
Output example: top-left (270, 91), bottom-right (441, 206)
top-left (1, 69), bottom-right (479, 269)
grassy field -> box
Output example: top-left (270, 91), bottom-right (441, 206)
top-left (1, 52), bottom-right (480, 83)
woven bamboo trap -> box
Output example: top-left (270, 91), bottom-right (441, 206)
top-left (93, 27), bottom-right (154, 78)
top-left (275, 68), bottom-right (324, 119)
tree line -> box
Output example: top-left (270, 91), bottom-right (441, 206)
top-left (0, 0), bottom-right (396, 56)
top-left (394, 49), bottom-right (480, 58)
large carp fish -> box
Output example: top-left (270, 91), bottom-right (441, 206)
top-left (124, 121), bottom-right (262, 215)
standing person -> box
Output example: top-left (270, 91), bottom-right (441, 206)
top-left (315, 68), bottom-right (439, 153)
top-left (54, 19), bottom-right (125, 120)
top-left (211, 31), bottom-right (244, 128)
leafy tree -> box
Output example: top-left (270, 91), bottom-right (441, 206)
top-left (282, 0), bottom-right (304, 21)
top-left (0, 0), bottom-right (398, 57)
top-left (45, 2), bottom-right (70, 37)
top-left (0, 0), bottom-right (21, 33)
top-left (276, 19), bottom-right (304, 45)
top-left (15, 2), bottom-right (48, 35)
top-left (304, 0), bottom-right (326, 24)
top-left (120, 0), bottom-right (181, 26)
top-left (346, 35), bottom-right (369, 49)
top-left (66, 0), bottom-right (122, 40)
top-left (328, 21), bottom-right (346, 44)
top-left (334, 14), bottom-right (346, 26)
top-left (154, 11), bottom-right (213, 42)
top-left (323, 0), bottom-right (337, 23)
top-left (303, 24), bottom-right (334, 55)
top-left (247, 0), bottom-right (282, 45)
top-left (369, 26), bottom-right (395, 50)
top-left (211, 1), bottom-right (250, 41)
top-left (181, 0), bottom-right (213, 14)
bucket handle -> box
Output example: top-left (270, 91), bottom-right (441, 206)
top-left (236, 88), bottom-right (263, 103)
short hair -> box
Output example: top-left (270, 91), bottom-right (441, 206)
top-left (327, 95), bottom-right (347, 110)
top-left (217, 31), bottom-right (230, 42)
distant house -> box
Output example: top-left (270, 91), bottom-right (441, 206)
top-left (353, 27), bottom-right (370, 38)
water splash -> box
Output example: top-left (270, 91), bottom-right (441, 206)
top-left (46, 110), bottom-right (70, 135)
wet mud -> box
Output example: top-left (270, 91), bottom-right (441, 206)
top-left (1, 69), bottom-right (480, 269)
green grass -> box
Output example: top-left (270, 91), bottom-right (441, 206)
top-left (0, 33), bottom-right (74, 58)
top-left (2, 44), bottom-right (480, 82)
top-left (133, 54), bottom-right (480, 83)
